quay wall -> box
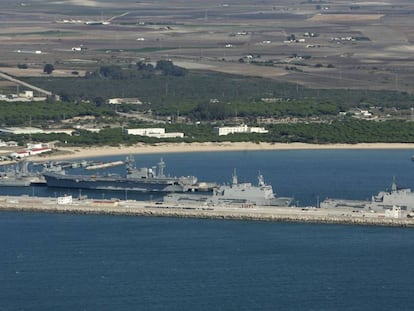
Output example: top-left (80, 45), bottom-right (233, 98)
top-left (0, 196), bottom-right (413, 227)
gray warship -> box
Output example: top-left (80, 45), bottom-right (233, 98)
top-left (320, 177), bottom-right (414, 213)
top-left (0, 161), bottom-right (45, 187)
top-left (164, 170), bottom-right (293, 207)
top-left (43, 156), bottom-right (216, 193)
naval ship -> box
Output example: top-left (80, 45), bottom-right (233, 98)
top-left (320, 177), bottom-right (414, 213)
top-left (0, 161), bottom-right (45, 187)
top-left (43, 156), bottom-right (215, 193)
top-left (164, 170), bottom-right (293, 207)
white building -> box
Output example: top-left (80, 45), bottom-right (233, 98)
top-left (213, 124), bottom-right (268, 136)
top-left (10, 146), bottom-right (52, 159)
top-left (20, 91), bottom-right (33, 99)
top-left (0, 140), bottom-right (18, 147)
top-left (27, 143), bottom-right (53, 149)
top-left (108, 98), bottom-right (142, 105)
top-left (350, 108), bottom-right (373, 119)
top-left (126, 128), bottom-right (184, 139)
top-left (28, 147), bottom-right (52, 155)
top-left (10, 150), bottom-right (30, 159)
top-left (7, 141), bottom-right (18, 147)
top-left (57, 195), bottom-right (73, 205)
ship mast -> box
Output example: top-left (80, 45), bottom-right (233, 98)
top-left (391, 176), bottom-right (397, 192)
top-left (125, 156), bottom-right (135, 173)
top-left (232, 168), bottom-right (238, 185)
top-left (258, 171), bottom-right (265, 187)
top-left (158, 158), bottom-right (166, 177)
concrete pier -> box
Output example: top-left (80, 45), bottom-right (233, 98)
top-left (0, 195), bottom-right (413, 227)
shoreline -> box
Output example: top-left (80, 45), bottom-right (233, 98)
top-left (31, 142), bottom-right (414, 161)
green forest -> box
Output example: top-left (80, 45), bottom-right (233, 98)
top-left (23, 61), bottom-right (414, 121)
top-left (6, 120), bottom-right (414, 147)
top-left (0, 102), bottom-right (114, 126)
top-left (1, 61), bottom-right (414, 146)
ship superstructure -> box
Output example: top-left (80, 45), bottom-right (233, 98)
top-left (164, 170), bottom-right (293, 207)
top-left (0, 161), bottom-right (45, 186)
top-left (320, 177), bottom-right (414, 212)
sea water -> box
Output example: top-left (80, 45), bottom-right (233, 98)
top-left (2, 149), bottom-right (414, 206)
top-left (0, 150), bottom-right (414, 311)
top-left (0, 212), bottom-right (413, 311)
top-left (1, 150), bottom-right (414, 310)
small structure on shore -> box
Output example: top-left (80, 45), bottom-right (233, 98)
top-left (57, 195), bottom-right (73, 205)
top-left (213, 124), bottom-right (268, 136)
top-left (126, 128), bottom-right (184, 139)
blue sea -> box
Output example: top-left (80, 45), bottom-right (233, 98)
top-left (1, 150), bottom-right (414, 310)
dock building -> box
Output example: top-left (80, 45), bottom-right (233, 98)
top-left (126, 128), bottom-right (184, 139)
top-left (213, 124), bottom-right (268, 136)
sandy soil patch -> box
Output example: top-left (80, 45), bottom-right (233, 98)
top-left (172, 61), bottom-right (215, 70)
top-left (386, 45), bottom-right (414, 53)
top-left (308, 14), bottom-right (383, 23)
top-left (353, 2), bottom-right (392, 5)
top-left (201, 62), bottom-right (287, 78)
top-left (51, 0), bottom-right (116, 7)
top-left (0, 67), bottom-right (85, 78)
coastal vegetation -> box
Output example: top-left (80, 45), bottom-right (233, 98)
top-left (23, 62), bottom-right (414, 121)
top-left (7, 119), bottom-right (414, 147)
top-left (0, 102), bottom-right (113, 126)
top-left (1, 62), bottom-right (413, 146)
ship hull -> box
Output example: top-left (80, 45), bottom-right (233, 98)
top-left (164, 193), bottom-right (292, 207)
top-left (43, 173), bottom-right (186, 192)
top-left (0, 177), bottom-right (45, 187)
top-left (320, 180), bottom-right (414, 213)
top-left (164, 194), bottom-right (292, 207)
top-left (0, 180), bottom-right (33, 187)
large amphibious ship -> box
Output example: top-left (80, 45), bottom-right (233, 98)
top-left (43, 157), bottom-right (214, 193)
top-left (320, 178), bottom-right (414, 212)
top-left (164, 171), bottom-right (293, 207)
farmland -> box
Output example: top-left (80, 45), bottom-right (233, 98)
top-left (0, 0), bottom-right (414, 92)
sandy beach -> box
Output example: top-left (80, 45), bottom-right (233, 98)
top-left (33, 142), bottom-right (414, 161)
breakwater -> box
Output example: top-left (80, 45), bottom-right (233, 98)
top-left (0, 196), bottom-right (413, 227)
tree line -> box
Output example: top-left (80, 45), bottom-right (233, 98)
top-left (0, 102), bottom-right (113, 126)
top-left (13, 119), bottom-right (414, 146)
top-left (23, 65), bottom-right (414, 121)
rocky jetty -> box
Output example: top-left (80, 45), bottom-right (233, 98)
top-left (0, 195), bottom-right (413, 228)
